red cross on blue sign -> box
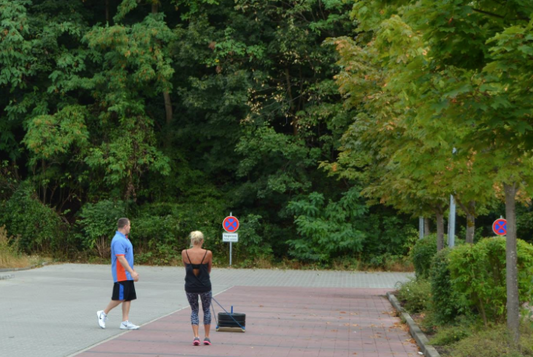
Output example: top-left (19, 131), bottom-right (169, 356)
top-left (492, 218), bottom-right (507, 236)
top-left (223, 216), bottom-right (239, 233)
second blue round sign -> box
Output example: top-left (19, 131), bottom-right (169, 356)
top-left (492, 218), bottom-right (507, 236)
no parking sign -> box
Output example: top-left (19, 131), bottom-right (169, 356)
top-left (223, 215), bottom-right (239, 265)
top-left (492, 218), bottom-right (507, 236)
top-left (223, 216), bottom-right (239, 233)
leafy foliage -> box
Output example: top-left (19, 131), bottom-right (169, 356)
top-left (395, 277), bottom-right (431, 314)
top-left (286, 188), bottom-right (367, 263)
top-left (76, 200), bottom-right (127, 257)
top-left (411, 234), bottom-right (438, 279)
top-left (2, 0), bottom-right (502, 270)
top-left (429, 319), bottom-right (473, 347)
top-left (449, 238), bottom-right (533, 323)
top-left (0, 181), bottom-right (68, 253)
top-left (446, 323), bottom-right (533, 357)
top-left (230, 214), bottom-right (274, 265)
top-left (363, 213), bottom-right (417, 266)
top-left (430, 248), bottom-right (470, 324)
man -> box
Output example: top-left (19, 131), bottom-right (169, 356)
top-left (96, 217), bottom-right (140, 330)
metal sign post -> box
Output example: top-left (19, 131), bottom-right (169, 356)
top-left (222, 212), bottom-right (239, 266)
top-left (448, 148), bottom-right (457, 247)
top-left (448, 195), bottom-right (456, 247)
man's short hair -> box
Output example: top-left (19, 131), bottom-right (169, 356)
top-left (117, 218), bottom-right (130, 229)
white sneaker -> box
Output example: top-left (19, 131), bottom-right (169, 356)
top-left (96, 310), bottom-right (107, 329)
top-left (120, 321), bottom-right (140, 330)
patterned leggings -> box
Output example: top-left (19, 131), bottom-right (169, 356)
top-left (186, 291), bottom-right (212, 325)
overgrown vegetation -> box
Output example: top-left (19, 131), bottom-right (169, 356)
top-left (429, 248), bottom-right (468, 324)
top-left (439, 323), bottom-right (533, 357)
top-left (329, 0), bottom-right (533, 343)
top-left (0, 225), bottom-right (48, 269)
top-left (1, 0), bottom-right (533, 279)
top-left (396, 277), bottom-right (431, 314)
top-left (448, 238), bottom-right (533, 325)
top-left (0, 0), bottom-right (425, 269)
top-left (397, 236), bottom-right (533, 356)
top-left (411, 234), bottom-right (438, 279)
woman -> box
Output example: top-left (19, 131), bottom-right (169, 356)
top-left (182, 231), bottom-right (213, 346)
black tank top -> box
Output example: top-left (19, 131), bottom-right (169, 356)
top-left (184, 250), bottom-right (211, 293)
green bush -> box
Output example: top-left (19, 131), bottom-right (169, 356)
top-left (430, 321), bottom-right (473, 346)
top-left (132, 211), bottom-right (183, 265)
top-left (0, 181), bottom-right (68, 254)
top-left (76, 200), bottom-right (127, 257)
top-left (430, 248), bottom-right (470, 323)
top-left (133, 213), bottom-right (182, 246)
top-left (110, 200), bottom-right (276, 266)
top-left (395, 277), bottom-right (432, 313)
top-left (449, 237), bottom-right (533, 324)
top-left (167, 201), bottom-right (227, 256)
top-left (232, 214), bottom-right (274, 266)
top-left (362, 213), bottom-right (418, 261)
top-left (129, 201), bottom-right (227, 265)
top-left (446, 323), bottom-right (533, 357)
top-left (286, 188), bottom-right (367, 263)
top-left (411, 234), bottom-right (439, 279)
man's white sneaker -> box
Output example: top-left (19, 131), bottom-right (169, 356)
top-left (96, 310), bottom-right (107, 329)
top-left (120, 321), bottom-right (140, 330)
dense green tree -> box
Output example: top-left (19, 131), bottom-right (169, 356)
top-left (1, 0), bottom-right (380, 264)
top-left (330, 0), bottom-right (533, 342)
top-left (11, 0), bottom-right (531, 283)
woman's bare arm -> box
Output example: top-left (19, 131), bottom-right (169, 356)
top-left (207, 251), bottom-right (212, 273)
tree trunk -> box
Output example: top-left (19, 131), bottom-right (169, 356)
top-left (163, 91), bottom-right (173, 125)
top-left (152, 2), bottom-right (173, 127)
top-left (465, 212), bottom-right (475, 244)
top-left (13, 158), bottom-right (20, 180)
top-left (41, 158), bottom-right (46, 205)
top-left (478, 296), bottom-right (488, 327)
top-left (424, 217), bottom-right (431, 236)
top-left (458, 200), bottom-right (476, 244)
top-left (436, 209), bottom-right (445, 251)
top-left (504, 182), bottom-right (520, 344)
top-left (285, 68), bottom-right (297, 136)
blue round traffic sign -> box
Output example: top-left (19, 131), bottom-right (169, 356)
top-left (223, 216), bottom-right (239, 233)
top-left (492, 218), bottom-right (507, 236)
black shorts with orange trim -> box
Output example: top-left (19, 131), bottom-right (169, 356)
top-left (111, 280), bottom-right (137, 301)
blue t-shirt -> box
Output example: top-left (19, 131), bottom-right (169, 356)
top-left (111, 231), bottom-right (134, 282)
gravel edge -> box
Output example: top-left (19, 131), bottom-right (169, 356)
top-left (0, 262), bottom-right (49, 277)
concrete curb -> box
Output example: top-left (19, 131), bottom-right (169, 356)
top-left (387, 292), bottom-right (440, 357)
top-left (0, 261), bottom-right (49, 273)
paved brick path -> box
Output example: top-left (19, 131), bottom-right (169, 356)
top-left (76, 286), bottom-right (419, 357)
